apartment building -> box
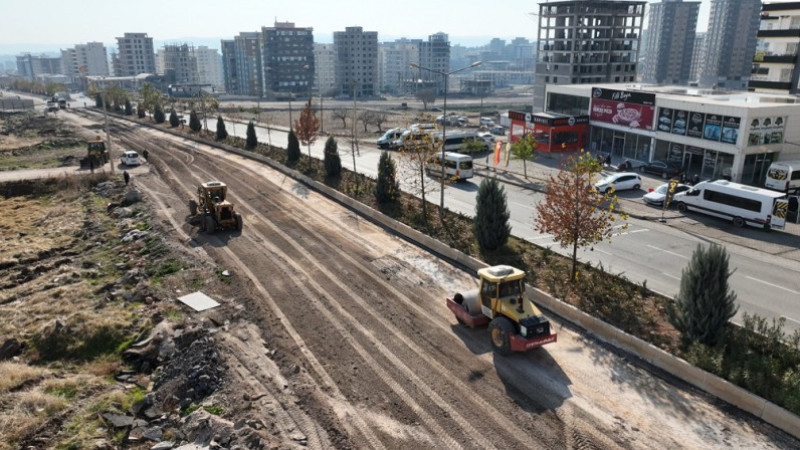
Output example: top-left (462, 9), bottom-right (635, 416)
top-left (749, 1), bottom-right (800, 94)
top-left (195, 46), bottom-right (224, 93)
top-left (418, 32), bottom-right (451, 94)
top-left (698, 0), bottom-right (760, 90)
top-left (113, 33), bottom-right (156, 77)
top-left (262, 22), bottom-right (315, 98)
top-left (640, 0), bottom-right (699, 85)
top-left (314, 43), bottom-right (337, 96)
top-left (379, 39), bottom-right (420, 95)
top-left (333, 26), bottom-right (378, 98)
top-left (15, 54), bottom-right (62, 80)
top-left (61, 42), bottom-right (108, 78)
top-left (533, 0), bottom-right (646, 112)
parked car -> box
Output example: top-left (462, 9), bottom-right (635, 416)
top-left (639, 160), bottom-right (685, 179)
top-left (479, 117), bottom-right (495, 127)
top-left (594, 172), bottom-right (642, 193)
top-left (477, 131), bottom-right (495, 147)
top-left (376, 128), bottom-right (406, 149)
top-left (642, 183), bottom-right (691, 206)
top-left (121, 150), bottom-right (141, 166)
top-left (490, 125), bottom-right (506, 136)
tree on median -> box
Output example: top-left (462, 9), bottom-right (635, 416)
top-left (245, 121), bottom-right (258, 150)
top-left (216, 116), bottom-right (228, 141)
top-left (294, 98), bottom-right (320, 158)
top-left (510, 132), bottom-right (537, 178)
top-left (474, 177), bottom-right (511, 252)
top-left (534, 150), bottom-right (628, 279)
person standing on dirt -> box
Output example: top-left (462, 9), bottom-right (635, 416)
top-left (142, 149), bottom-right (149, 162)
top-left (123, 170), bottom-right (130, 186)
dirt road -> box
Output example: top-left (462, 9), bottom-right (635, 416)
top-left (60, 112), bottom-right (798, 449)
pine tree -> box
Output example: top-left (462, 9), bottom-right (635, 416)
top-left (153, 105), bottom-right (165, 124)
top-left (245, 121), bottom-right (258, 150)
top-left (137, 103), bottom-right (145, 119)
top-left (95, 93), bottom-right (103, 108)
top-left (667, 244), bottom-right (738, 346)
top-left (169, 109), bottom-right (179, 127)
top-left (374, 150), bottom-right (399, 204)
top-left (473, 177), bottom-right (511, 251)
top-left (124, 100), bottom-right (132, 116)
top-left (324, 136), bottom-right (342, 178)
top-left (189, 110), bottom-right (202, 132)
top-left (287, 129), bottom-right (301, 164)
top-left (216, 116), bottom-right (228, 141)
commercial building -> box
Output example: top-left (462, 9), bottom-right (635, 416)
top-left (113, 33), bottom-right (156, 77)
top-left (544, 83), bottom-right (800, 186)
top-left (333, 26), bottom-right (378, 98)
top-left (749, 1), bottom-right (800, 94)
top-left (698, 0), bottom-right (760, 90)
top-left (639, 0), bottom-right (699, 85)
top-left (533, 0), bottom-right (646, 112)
top-left (262, 22), bottom-right (315, 99)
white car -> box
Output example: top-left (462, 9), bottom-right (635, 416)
top-left (477, 131), bottom-right (495, 147)
top-left (594, 172), bottom-right (642, 193)
top-left (121, 150), bottom-right (141, 166)
top-left (642, 183), bottom-right (691, 206)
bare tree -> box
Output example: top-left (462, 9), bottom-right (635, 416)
top-left (369, 110), bottom-right (389, 132)
top-left (395, 133), bottom-right (441, 225)
top-left (415, 89), bottom-right (436, 110)
top-left (359, 110), bottom-right (373, 133)
top-left (332, 108), bottom-right (349, 128)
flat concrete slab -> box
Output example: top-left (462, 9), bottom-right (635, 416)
top-left (177, 291), bottom-right (220, 311)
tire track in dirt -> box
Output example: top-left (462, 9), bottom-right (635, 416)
top-left (144, 137), bottom-right (578, 448)
top-left (116, 129), bottom-right (386, 449)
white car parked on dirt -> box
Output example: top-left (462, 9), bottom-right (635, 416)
top-left (121, 151), bottom-right (141, 166)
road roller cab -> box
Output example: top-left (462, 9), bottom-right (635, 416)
top-left (447, 265), bottom-right (557, 355)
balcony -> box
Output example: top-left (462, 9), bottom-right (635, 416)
top-left (748, 79), bottom-right (792, 91)
top-left (757, 29), bottom-right (800, 38)
top-left (753, 54), bottom-right (797, 64)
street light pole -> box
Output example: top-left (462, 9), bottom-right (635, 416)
top-left (410, 61), bottom-right (482, 217)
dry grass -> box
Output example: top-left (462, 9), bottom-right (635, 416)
top-left (0, 362), bottom-right (49, 393)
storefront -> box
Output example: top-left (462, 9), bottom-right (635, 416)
top-left (544, 83), bottom-right (800, 185)
top-left (508, 110), bottom-right (589, 153)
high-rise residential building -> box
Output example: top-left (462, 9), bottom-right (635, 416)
top-left (333, 26), bottom-right (378, 98)
top-left (534, 0), bottom-right (646, 112)
top-left (161, 43), bottom-right (198, 85)
top-left (113, 33), bottom-right (156, 77)
top-left (195, 46), bottom-right (224, 92)
top-left (379, 38), bottom-right (421, 95)
top-left (220, 40), bottom-right (237, 94)
top-left (418, 33), bottom-right (451, 94)
top-left (261, 22), bottom-right (315, 98)
top-left (690, 32), bottom-right (706, 82)
top-left (640, 0), bottom-right (699, 85)
top-left (749, 2), bottom-right (800, 94)
top-left (698, 0), bottom-right (760, 90)
top-left (314, 43), bottom-right (337, 96)
top-left (61, 42), bottom-right (108, 78)
top-left (16, 54), bottom-right (62, 80)
top-left (227, 32), bottom-right (262, 96)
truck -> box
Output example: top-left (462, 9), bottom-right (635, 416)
top-left (188, 181), bottom-right (243, 233)
top-left (447, 265), bottom-right (557, 355)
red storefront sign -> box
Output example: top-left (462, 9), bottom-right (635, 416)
top-left (508, 111), bottom-right (588, 152)
top-left (590, 87), bottom-right (655, 131)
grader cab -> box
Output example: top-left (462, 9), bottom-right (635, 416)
top-left (188, 181), bottom-right (243, 233)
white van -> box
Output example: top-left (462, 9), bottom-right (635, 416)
top-left (673, 180), bottom-right (788, 230)
top-left (764, 160), bottom-right (800, 193)
top-left (433, 130), bottom-right (488, 153)
top-left (376, 128), bottom-right (406, 149)
top-left (427, 152), bottom-right (474, 181)
top-left (121, 151), bottom-right (141, 166)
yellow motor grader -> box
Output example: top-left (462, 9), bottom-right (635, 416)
top-left (448, 265), bottom-right (556, 355)
top-left (188, 181), bottom-right (242, 233)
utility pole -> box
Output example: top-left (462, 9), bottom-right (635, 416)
top-left (102, 90), bottom-right (114, 174)
top-left (352, 80), bottom-right (359, 156)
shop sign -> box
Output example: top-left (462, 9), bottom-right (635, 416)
top-left (590, 87), bottom-right (655, 130)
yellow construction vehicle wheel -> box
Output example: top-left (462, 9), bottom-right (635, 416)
top-left (204, 216), bottom-right (215, 233)
top-left (489, 317), bottom-right (513, 355)
top-left (235, 213), bottom-right (243, 231)
top-left (189, 199), bottom-right (198, 216)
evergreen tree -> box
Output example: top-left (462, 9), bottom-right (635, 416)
top-left (374, 150), bottom-right (399, 204)
top-left (245, 121), bottom-right (258, 149)
top-left (324, 136), bottom-right (342, 177)
top-left (287, 129), bottom-right (301, 164)
top-left (216, 116), bottom-right (228, 141)
top-left (124, 100), bottom-right (133, 116)
top-left (667, 244), bottom-right (738, 346)
top-left (473, 177), bottom-right (511, 251)
top-left (137, 103), bottom-right (145, 119)
top-left (95, 93), bottom-right (103, 108)
top-left (169, 109), bottom-right (179, 127)
top-left (189, 110), bottom-right (202, 132)
top-left (153, 104), bottom-right (165, 123)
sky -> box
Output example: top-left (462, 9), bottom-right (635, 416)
top-left (1, 0), bottom-right (716, 55)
